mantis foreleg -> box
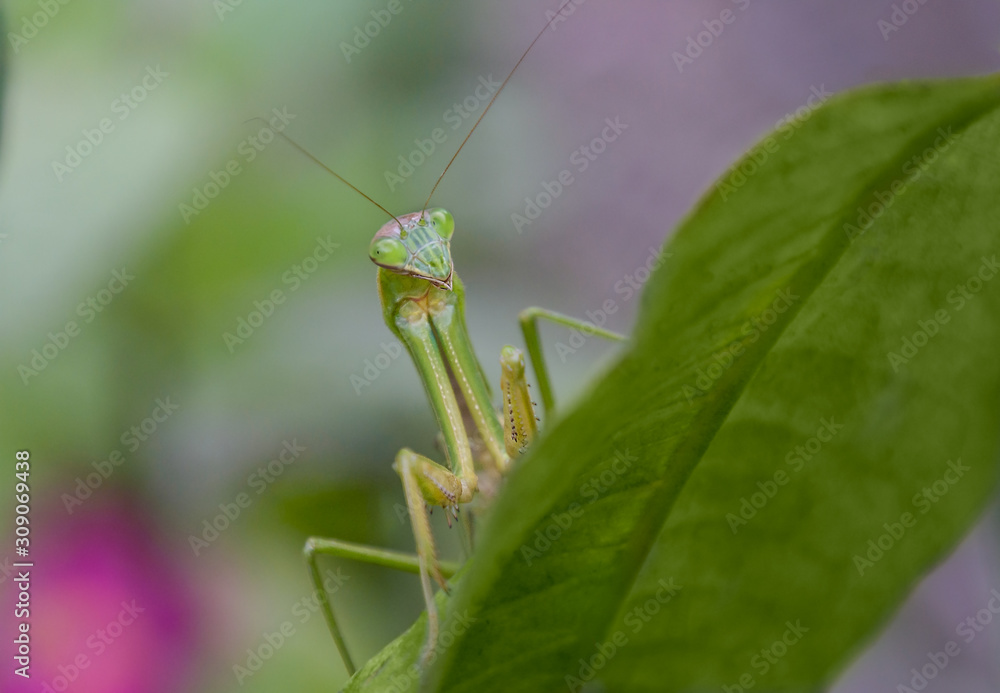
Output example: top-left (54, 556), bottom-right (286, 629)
top-left (394, 447), bottom-right (476, 664)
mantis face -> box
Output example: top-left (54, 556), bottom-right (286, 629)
top-left (369, 208), bottom-right (456, 290)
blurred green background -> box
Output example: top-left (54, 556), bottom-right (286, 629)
top-left (1, 1), bottom-right (998, 691)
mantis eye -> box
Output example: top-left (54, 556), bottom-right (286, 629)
top-left (428, 208), bottom-right (454, 239)
top-left (369, 237), bottom-right (408, 268)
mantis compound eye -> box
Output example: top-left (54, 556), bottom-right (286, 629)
top-left (369, 237), bottom-right (408, 269)
top-left (428, 208), bottom-right (454, 239)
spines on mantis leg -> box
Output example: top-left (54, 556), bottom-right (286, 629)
top-left (500, 346), bottom-right (537, 461)
top-left (393, 448), bottom-right (475, 590)
top-left (394, 449), bottom-right (446, 591)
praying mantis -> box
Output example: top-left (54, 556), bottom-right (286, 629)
top-left (289, 1), bottom-right (627, 677)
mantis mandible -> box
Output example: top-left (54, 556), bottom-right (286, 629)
top-left (286, 1), bottom-right (627, 675)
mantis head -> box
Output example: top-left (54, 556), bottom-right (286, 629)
top-left (369, 208), bottom-right (456, 290)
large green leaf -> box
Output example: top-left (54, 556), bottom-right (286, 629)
top-left (343, 75), bottom-right (1000, 692)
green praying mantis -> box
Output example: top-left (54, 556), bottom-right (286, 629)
top-left (281, 1), bottom-right (628, 677)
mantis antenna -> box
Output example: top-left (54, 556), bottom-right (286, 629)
top-left (244, 117), bottom-right (405, 231)
top-left (421, 0), bottom-right (579, 213)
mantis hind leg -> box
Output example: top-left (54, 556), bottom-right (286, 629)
top-left (303, 534), bottom-right (460, 676)
top-left (518, 306), bottom-right (627, 421)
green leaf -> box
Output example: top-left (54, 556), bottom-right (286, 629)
top-left (344, 75), bottom-right (1000, 692)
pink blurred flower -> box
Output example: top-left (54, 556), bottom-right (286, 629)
top-left (2, 494), bottom-right (200, 693)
